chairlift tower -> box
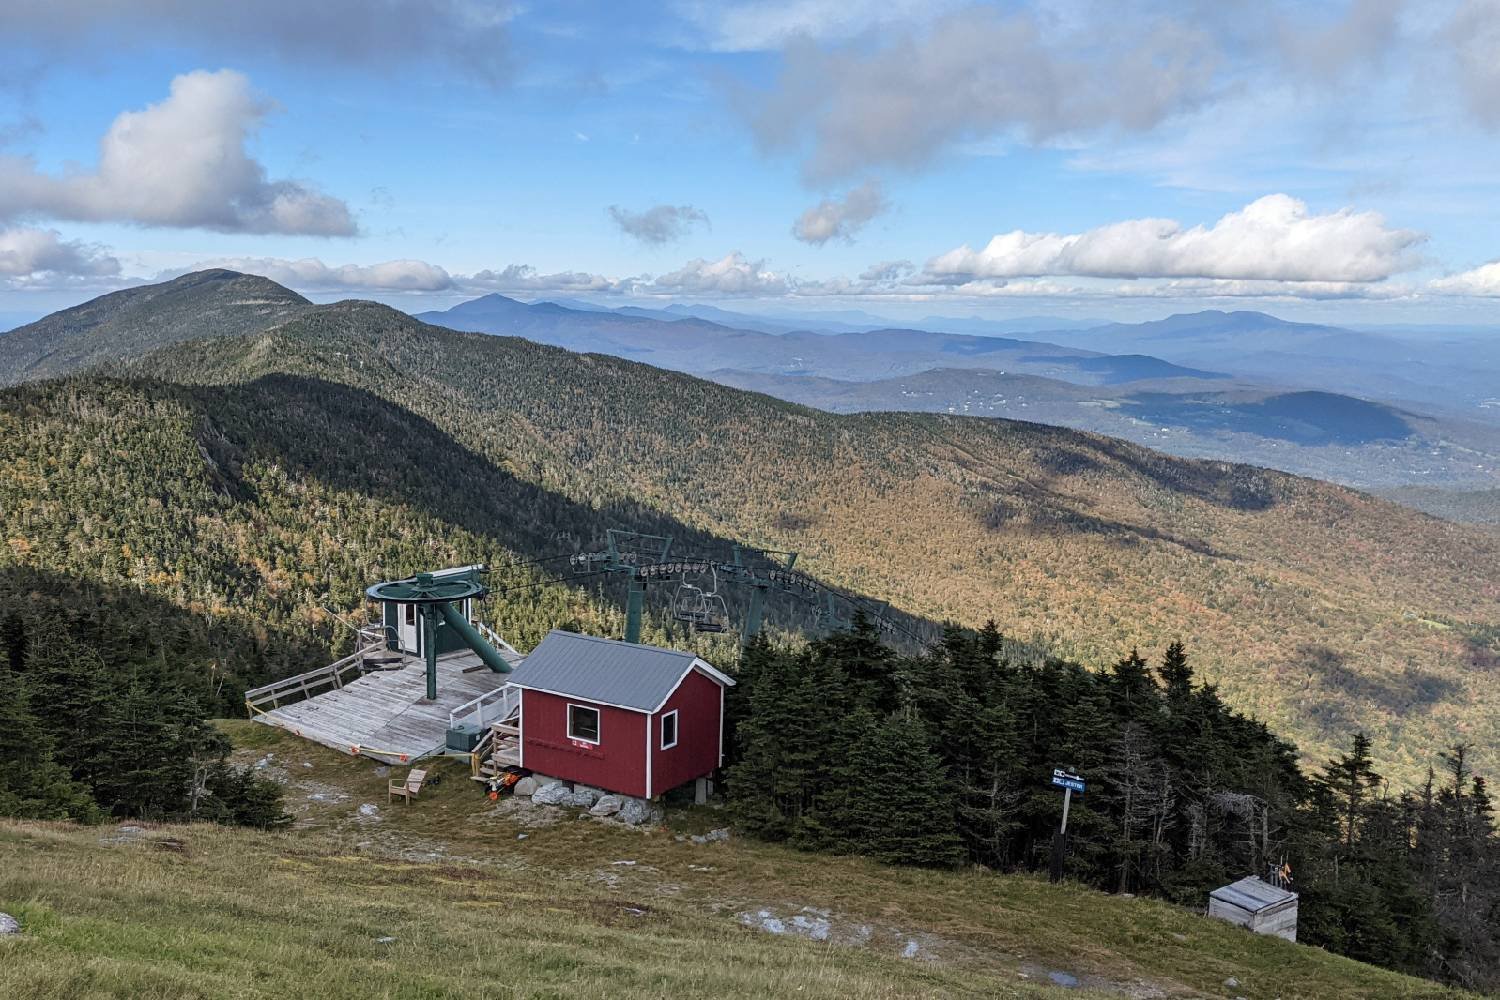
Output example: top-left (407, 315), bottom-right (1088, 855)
top-left (570, 529), bottom-right (674, 644)
top-left (569, 531), bottom-right (923, 649)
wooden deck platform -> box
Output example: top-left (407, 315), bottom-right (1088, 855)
top-left (252, 651), bottom-right (515, 763)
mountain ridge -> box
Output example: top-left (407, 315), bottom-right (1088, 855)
top-left (0, 269), bottom-right (311, 385)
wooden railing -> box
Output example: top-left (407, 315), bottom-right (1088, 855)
top-left (448, 683), bottom-right (519, 731)
top-left (244, 631), bottom-right (388, 714)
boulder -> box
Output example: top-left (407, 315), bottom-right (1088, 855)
top-left (590, 794), bottom-right (624, 817)
top-left (512, 776), bottom-right (539, 797)
top-left (704, 827), bottom-right (730, 842)
top-left (617, 797), bottom-right (661, 826)
top-left (569, 785), bottom-right (602, 808)
top-left (531, 781), bottom-right (571, 806)
top-left (0, 912), bottom-right (19, 935)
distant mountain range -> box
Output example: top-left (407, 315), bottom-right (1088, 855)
top-left (1028, 310), bottom-right (1500, 420)
top-left (414, 294), bottom-right (1224, 385)
top-left (410, 294), bottom-right (1500, 496)
top-left (7, 274), bottom-right (1498, 500)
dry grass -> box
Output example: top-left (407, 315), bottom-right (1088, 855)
top-left (0, 723), bottom-right (1473, 999)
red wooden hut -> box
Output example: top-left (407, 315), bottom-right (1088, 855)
top-left (505, 630), bottom-right (735, 800)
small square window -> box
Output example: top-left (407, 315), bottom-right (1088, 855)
top-left (568, 704), bottom-right (601, 744)
top-left (660, 710), bottom-right (678, 750)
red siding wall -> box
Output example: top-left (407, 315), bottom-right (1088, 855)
top-left (648, 668), bottom-right (724, 798)
top-left (519, 690), bottom-right (648, 798)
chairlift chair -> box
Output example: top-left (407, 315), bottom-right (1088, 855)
top-left (696, 568), bottom-right (732, 633)
top-left (673, 579), bottom-right (709, 626)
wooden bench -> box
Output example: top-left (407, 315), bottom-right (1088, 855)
top-left (388, 767), bottom-right (428, 804)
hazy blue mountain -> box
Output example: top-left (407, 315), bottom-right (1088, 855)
top-left (914, 314), bottom-right (1111, 336)
top-left (1033, 310), bottom-right (1500, 420)
top-left (413, 294), bottom-right (1226, 385)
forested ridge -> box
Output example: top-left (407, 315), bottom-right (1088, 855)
top-left (112, 293), bottom-right (1500, 776)
top-left (728, 619), bottom-right (1498, 993)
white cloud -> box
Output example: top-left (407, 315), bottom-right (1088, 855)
top-left (466, 264), bottom-right (627, 295)
top-left (1448, 0), bottom-right (1500, 129)
top-left (859, 259), bottom-right (913, 282)
top-left (608, 204), bottom-right (710, 245)
top-left (0, 70), bottom-right (356, 236)
top-left (191, 257), bottom-right (453, 292)
top-left (1430, 260), bottom-right (1500, 296)
top-left (792, 179), bottom-right (886, 245)
top-left (1, 1), bottom-right (515, 85)
top-left (651, 251), bottom-right (791, 295)
top-left (924, 195), bottom-right (1423, 285)
top-left (0, 226), bottom-right (119, 279)
top-left (740, 5), bottom-right (1220, 181)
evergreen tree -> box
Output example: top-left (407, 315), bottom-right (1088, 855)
top-left (0, 675), bottom-right (99, 821)
top-left (1158, 641), bottom-right (1193, 701)
top-left (825, 712), bottom-right (963, 867)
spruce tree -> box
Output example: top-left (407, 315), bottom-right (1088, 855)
top-left (1158, 641), bottom-right (1193, 701)
top-left (0, 673), bottom-right (98, 821)
top-left (826, 712), bottom-right (963, 867)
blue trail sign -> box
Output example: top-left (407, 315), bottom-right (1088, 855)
top-left (1048, 767), bottom-right (1085, 882)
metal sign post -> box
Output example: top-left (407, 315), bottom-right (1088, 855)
top-left (1049, 768), bottom-right (1085, 883)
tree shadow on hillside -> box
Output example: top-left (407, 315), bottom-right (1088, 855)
top-left (182, 373), bottom-right (945, 649)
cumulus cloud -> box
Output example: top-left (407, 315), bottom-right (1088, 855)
top-left (923, 195), bottom-right (1423, 286)
top-left (0, 1), bottom-right (515, 85)
top-left (467, 264), bottom-right (627, 295)
top-left (1430, 260), bottom-right (1500, 296)
top-left (191, 257), bottom-right (453, 292)
top-left (741, 5), bottom-right (1219, 181)
top-left (0, 70), bottom-right (356, 236)
top-left (651, 252), bottom-right (791, 295)
top-left (792, 179), bottom-right (886, 245)
top-left (607, 204), bottom-right (710, 245)
top-left (0, 226), bottom-right (119, 278)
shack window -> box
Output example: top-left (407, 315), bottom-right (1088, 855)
top-left (403, 603), bottom-right (416, 626)
top-left (568, 704), bottom-right (601, 744)
top-left (660, 710), bottom-right (678, 750)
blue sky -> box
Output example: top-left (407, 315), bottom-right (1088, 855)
top-left (3, 0), bottom-right (1500, 325)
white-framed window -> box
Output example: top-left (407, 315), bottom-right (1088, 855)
top-left (403, 603), bottom-right (416, 626)
top-left (567, 703), bottom-right (601, 744)
top-left (660, 709), bottom-right (678, 750)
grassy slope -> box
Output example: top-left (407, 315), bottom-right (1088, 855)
top-left (125, 303), bottom-right (1500, 777)
top-left (0, 723), bottom-right (1468, 1000)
